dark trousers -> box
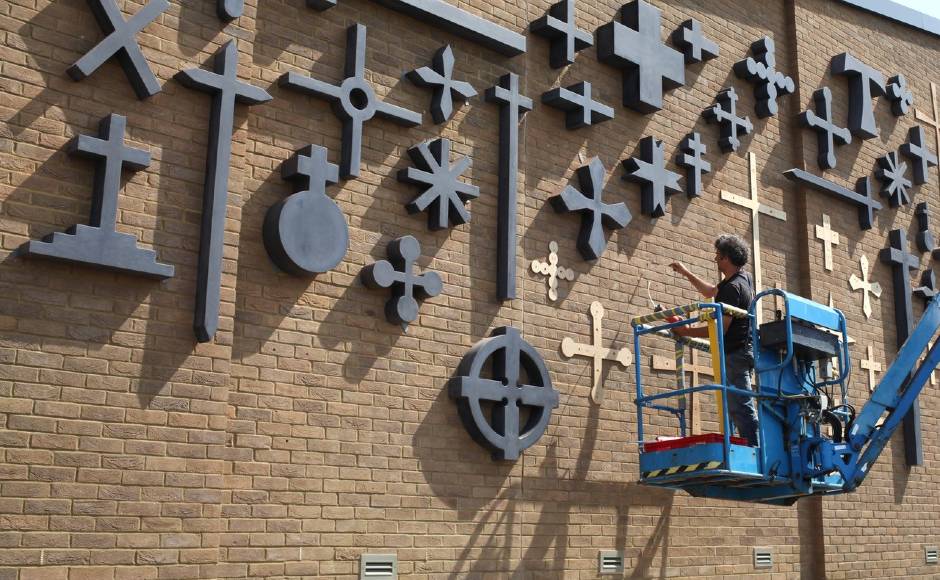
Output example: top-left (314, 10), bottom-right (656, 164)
top-left (724, 349), bottom-right (759, 446)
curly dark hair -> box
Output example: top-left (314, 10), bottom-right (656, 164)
top-left (714, 234), bottom-right (749, 267)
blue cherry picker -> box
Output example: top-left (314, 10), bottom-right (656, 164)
top-left (630, 288), bottom-right (940, 505)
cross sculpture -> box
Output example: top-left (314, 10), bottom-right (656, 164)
top-left (530, 0), bottom-right (593, 68)
top-left (831, 52), bottom-right (886, 139)
top-left (733, 36), bottom-right (796, 118)
top-left (596, 0), bottom-right (685, 113)
top-left (914, 269), bottom-right (938, 304)
top-left (720, 152), bottom-right (787, 322)
top-left (915, 202), bottom-right (938, 254)
top-left (280, 24), bottom-right (422, 179)
top-left (860, 345), bottom-right (882, 393)
top-left (815, 214), bottom-right (840, 272)
top-left (175, 40), bottom-right (272, 343)
top-left (361, 235), bottom-right (442, 330)
top-left (880, 228), bottom-right (923, 466)
top-left (900, 126), bottom-right (938, 185)
top-left (676, 132), bottom-right (711, 198)
top-left (552, 157), bottom-right (631, 261)
top-left (531, 241), bottom-right (575, 302)
top-left (561, 301), bottom-right (631, 403)
top-left (887, 74), bottom-right (914, 117)
top-left (651, 349), bottom-right (713, 434)
top-left (915, 82), bottom-right (940, 196)
top-left (406, 45), bottom-right (478, 124)
top-left (623, 136), bottom-right (682, 217)
top-left (218, 0), bottom-right (243, 20)
top-left (823, 293), bottom-right (856, 380)
top-left (671, 18), bottom-right (719, 65)
top-left (542, 81), bottom-right (615, 129)
top-left (704, 87), bottom-right (753, 153)
top-left (848, 255), bottom-right (881, 319)
top-left (68, 0), bottom-right (169, 99)
top-left (800, 87), bottom-right (852, 170)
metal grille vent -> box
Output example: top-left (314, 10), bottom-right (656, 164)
top-left (926, 546), bottom-right (939, 564)
top-left (598, 550), bottom-right (625, 575)
top-left (360, 554), bottom-right (397, 579)
top-left (754, 547), bottom-right (773, 569)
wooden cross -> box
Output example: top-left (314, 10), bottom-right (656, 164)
top-left (849, 254), bottom-right (882, 319)
top-left (919, 339), bottom-right (937, 387)
top-left (531, 240), bottom-right (574, 301)
top-left (915, 81), bottom-right (940, 195)
top-left (561, 301), bottom-right (631, 403)
top-left (823, 293), bottom-right (855, 381)
top-left (815, 214), bottom-right (840, 271)
top-left (651, 348), bottom-right (714, 434)
top-left (860, 344), bottom-right (882, 393)
top-left (720, 152), bottom-right (787, 323)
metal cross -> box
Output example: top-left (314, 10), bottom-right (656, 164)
top-left (361, 235), bottom-right (442, 330)
top-left (530, 0), bottom-right (593, 68)
top-left (671, 18), bottom-right (718, 64)
top-left (531, 241), bottom-right (574, 302)
top-left (552, 157), bottom-right (630, 261)
top-left (280, 24), bottom-right (422, 179)
top-left (218, 0), bottom-right (244, 20)
top-left (175, 40), bottom-right (272, 343)
top-left (915, 202), bottom-right (937, 254)
top-left (67, 0), bottom-right (169, 99)
top-left (720, 152), bottom-right (787, 319)
top-left (704, 87), bottom-right (753, 153)
top-left (622, 136), bottom-right (682, 217)
top-left (406, 45), bottom-right (477, 124)
top-left (831, 52), bottom-right (886, 139)
top-left (849, 254), bottom-right (882, 319)
top-left (651, 349), bottom-right (713, 434)
top-left (800, 87), bottom-right (852, 170)
top-left (541, 81), bottom-right (615, 129)
top-left (914, 269), bottom-right (938, 304)
top-left (900, 126), bottom-right (938, 185)
top-left (915, 82), bottom-right (940, 196)
top-left (561, 301), bottom-right (631, 403)
top-left (860, 345), bottom-right (882, 393)
top-left (676, 132), bottom-right (710, 198)
top-left (733, 36), bottom-right (796, 118)
top-left (815, 214), bottom-right (840, 272)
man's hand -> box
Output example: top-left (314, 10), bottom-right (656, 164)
top-left (670, 262), bottom-right (690, 277)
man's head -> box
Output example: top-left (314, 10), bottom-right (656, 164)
top-left (714, 234), bottom-right (749, 276)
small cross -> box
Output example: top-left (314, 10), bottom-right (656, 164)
top-left (67, 0), bottom-right (169, 99)
top-left (914, 269), bottom-right (938, 303)
top-left (816, 214), bottom-right (840, 272)
top-left (704, 87), bottom-right (753, 153)
top-left (900, 126), bottom-right (938, 185)
top-left (849, 254), bottom-right (882, 319)
top-left (280, 24), bottom-right (422, 179)
top-left (720, 152), bottom-right (787, 315)
top-left (860, 345), bottom-right (882, 393)
top-left (552, 157), bottom-right (631, 261)
top-left (596, 0), bottom-right (685, 113)
top-left (676, 132), bottom-right (711, 198)
top-left (915, 202), bottom-right (937, 254)
top-left (887, 74), bottom-right (914, 116)
top-left (879, 228), bottom-right (921, 326)
top-left (800, 87), bottom-right (852, 170)
top-left (361, 235), bottom-right (443, 330)
top-left (822, 293), bottom-right (855, 380)
top-left (671, 18), bottom-right (718, 64)
top-left (542, 81), bottom-right (615, 129)
top-left (530, 0), bottom-right (593, 68)
top-left (915, 82), bottom-right (940, 197)
top-left (406, 45), bottom-right (477, 124)
top-left (561, 301), bottom-right (631, 403)
top-left (831, 52), bottom-right (886, 139)
top-left (651, 349), bottom-right (713, 434)
top-left (531, 241), bottom-right (575, 302)
top-left (733, 36), bottom-right (796, 118)
top-left (622, 136), bottom-right (682, 217)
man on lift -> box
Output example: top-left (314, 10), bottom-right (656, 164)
top-left (670, 234), bottom-right (760, 446)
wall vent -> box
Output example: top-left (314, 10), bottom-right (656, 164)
top-left (598, 550), bottom-right (625, 575)
top-left (754, 547), bottom-right (773, 569)
top-left (360, 554), bottom-right (397, 579)
top-left (926, 546), bottom-right (939, 564)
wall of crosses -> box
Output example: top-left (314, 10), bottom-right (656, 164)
top-left (1, 0), bottom-right (940, 577)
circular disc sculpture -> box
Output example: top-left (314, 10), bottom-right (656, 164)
top-left (449, 326), bottom-right (559, 460)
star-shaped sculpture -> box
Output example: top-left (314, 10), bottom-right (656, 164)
top-left (622, 136), bottom-right (681, 217)
top-left (876, 151), bottom-right (913, 207)
top-left (398, 138), bottom-right (480, 231)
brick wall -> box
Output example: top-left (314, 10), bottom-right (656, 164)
top-left (1, 0), bottom-right (938, 577)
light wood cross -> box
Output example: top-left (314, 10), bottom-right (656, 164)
top-left (915, 81), bottom-right (940, 195)
top-left (561, 301), bottom-right (631, 403)
top-left (849, 254), bottom-right (882, 319)
top-left (860, 344), bottom-right (882, 393)
top-left (720, 152), bottom-right (787, 323)
top-left (651, 348), bottom-right (714, 434)
top-left (531, 240), bottom-right (574, 301)
top-left (815, 214), bottom-right (840, 271)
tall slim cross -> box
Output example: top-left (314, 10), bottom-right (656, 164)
top-left (651, 349), bottom-right (713, 434)
top-left (860, 345), bottom-right (882, 393)
top-left (676, 132), bottom-right (710, 198)
top-left (815, 214), bottom-right (840, 271)
top-left (915, 82), bottom-right (940, 194)
top-left (720, 152), bottom-right (787, 320)
top-left (849, 254), bottom-right (882, 319)
top-left (561, 301), bottom-right (631, 403)
top-left (800, 87), bottom-right (852, 170)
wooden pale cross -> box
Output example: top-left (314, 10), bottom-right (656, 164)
top-left (823, 293), bottom-right (856, 381)
top-left (914, 81), bottom-right (940, 195)
top-left (720, 152), bottom-right (788, 323)
top-left (531, 240), bottom-right (574, 301)
top-left (561, 301), bottom-right (631, 403)
top-left (919, 339), bottom-right (937, 387)
top-left (815, 214), bottom-right (840, 271)
top-left (849, 254), bottom-right (882, 319)
top-left (651, 348), bottom-right (714, 434)
top-left (860, 344), bottom-right (882, 393)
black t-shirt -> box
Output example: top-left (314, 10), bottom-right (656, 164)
top-left (715, 270), bottom-right (754, 353)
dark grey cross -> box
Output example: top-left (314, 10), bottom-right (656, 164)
top-left (551, 157), bottom-right (631, 261)
top-left (900, 126), bottom-right (938, 185)
top-left (306, 0), bottom-right (337, 9)
top-left (280, 24), bottom-right (422, 179)
top-left (703, 87), bottom-right (753, 153)
top-left (449, 326), bottom-right (558, 461)
top-left (671, 18), bottom-right (718, 64)
top-left (783, 170), bottom-right (882, 230)
top-left (361, 235), bottom-right (442, 329)
top-left (67, 0), bottom-right (169, 99)
top-left (876, 151), bottom-right (912, 208)
top-left (623, 136), bottom-right (682, 217)
top-left (596, 0), bottom-right (685, 113)
top-left (541, 81), bottom-right (614, 129)
top-left (18, 114), bottom-right (174, 279)
top-left (831, 52), bottom-right (886, 140)
top-left (879, 228), bottom-right (923, 466)
top-left (733, 36), bottom-right (795, 118)
top-left (263, 145), bottom-right (348, 277)
top-left (676, 132), bottom-right (710, 198)
top-left (406, 45), bottom-right (477, 124)
top-left (176, 40), bottom-right (272, 343)
top-left (915, 202), bottom-right (937, 254)
top-left (914, 270), bottom-right (938, 303)
top-left (887, 74), bottom-right (914, 117)
top-left (485, 72), bottom-right (533, 302)
top-left (217, 0), bottom-right (243, 20)
top-left (800, 87), bottom-right (852, 170)
top-left (530, 0), bottom-right (593, 68)
top-left (398, 138), bottom-right (480, 231)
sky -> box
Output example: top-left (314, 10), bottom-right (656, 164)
top-left (892, 0), bottom-right (940, 20)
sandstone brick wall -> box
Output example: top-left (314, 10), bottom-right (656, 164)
top-left (1, 0), bottom-right (939, 578)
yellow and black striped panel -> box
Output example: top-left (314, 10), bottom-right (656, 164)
top-left (643, 460), bottom-right (723, 479)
